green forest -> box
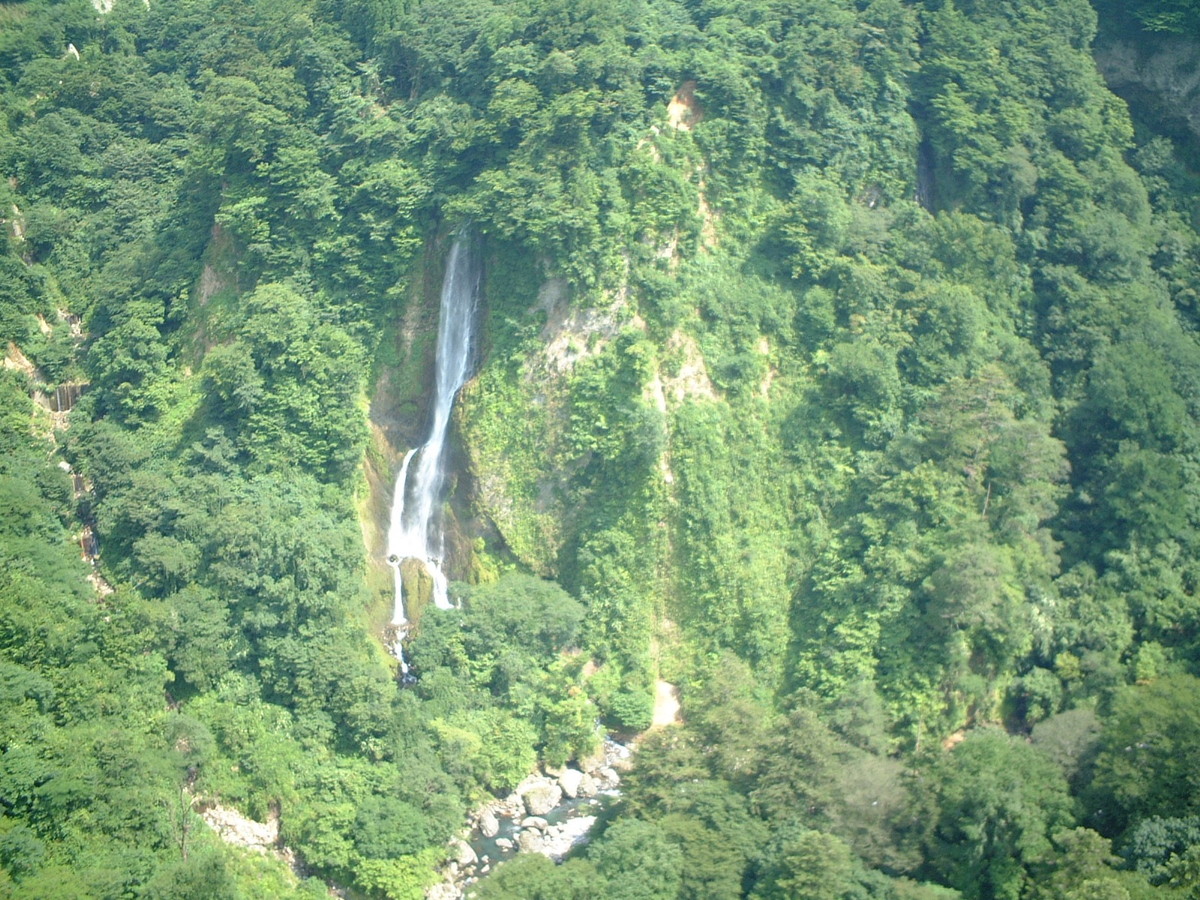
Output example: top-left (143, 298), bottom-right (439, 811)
top-left (2, 0), bottom-right (1200, 896)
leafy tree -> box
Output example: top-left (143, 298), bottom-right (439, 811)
top-left (474, 853), bottom-right (606, 900)
top-left (1088, 674), bottom-right (1200, 834)
top-left (354, 796), bottom-right (429, 861)
top-left (1122, 816), bottom-right (1200, 885)
top-left (588, 818), bottom-right (684, 900)
top-left (1027, 828), bottom-right (1160, 900)
top-left (924, 730), bottom-right (1075, 900)
top-left (751, 829), bottom-right (861, 900)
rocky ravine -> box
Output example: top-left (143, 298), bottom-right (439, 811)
top-left (427, 740), bottom-right (633, 899)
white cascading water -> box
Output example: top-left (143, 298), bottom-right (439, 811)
top-left (387, 231), bottom-right (480, 633)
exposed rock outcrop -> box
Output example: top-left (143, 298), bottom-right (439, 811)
top-left (667, 81), bottom-right (703, 132)
top-left (200, 802), bottom-right (280, 852)
top-left (1095, 34), bottom-right (1200, 143)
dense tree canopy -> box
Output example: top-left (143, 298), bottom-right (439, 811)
top-left (1, 0), bottom-right (1199, 896)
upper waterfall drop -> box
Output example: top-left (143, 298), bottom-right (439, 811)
top-left (387, 230), bottom-right (481, 628)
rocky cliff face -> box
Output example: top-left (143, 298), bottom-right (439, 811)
top-left (1095, 33), bottom-right (1200, 145)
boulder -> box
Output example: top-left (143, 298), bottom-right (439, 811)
top-left (517, 829), bottom-right (544, 854)
top-left (515, 774), bottom-right (548, 795)
top-left (522, 781), bottom-right (563, 816)
top-left (496, 837), bottom-right (514, 851)
top-left (557, 768), bottom-right (585, 798)
top-left (479, 809), bottom-right (500, 838)
top-left (451, 839), bottom-right (477, 867)
top-left (541, 816), bottom-right (598, 861)
top-left (520, 816), bottom-right (549, 830)
top-left (576, 774), bottom-right (599, 798)
top-left (578, 745), bottom-right (607, 775)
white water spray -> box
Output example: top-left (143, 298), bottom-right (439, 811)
top-left (387, 231), bottom-right (480, 633)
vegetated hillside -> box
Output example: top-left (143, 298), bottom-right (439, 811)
top-left (1, 0), bottom-right (1199, 897)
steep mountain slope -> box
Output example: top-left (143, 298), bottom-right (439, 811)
top-left (1, 0), bottom-right (1199, 897)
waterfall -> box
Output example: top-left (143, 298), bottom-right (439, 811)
top-left (387, 231), bottom-right (481, 632)
top-left (916, 138), bottom-right (936, 212)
